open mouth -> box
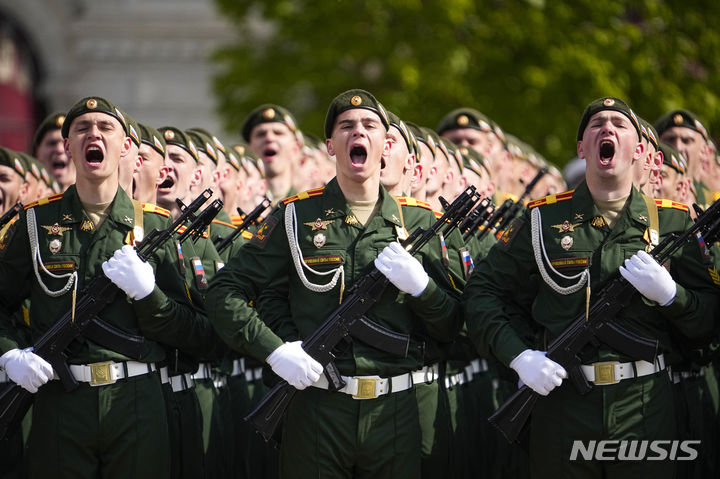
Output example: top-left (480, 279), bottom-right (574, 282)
top-left (599, 140), bottom-right (615, 165)
top-left (350, 145), bottom-right (367, 166)
top-left (158, 176), bottom-right (174, 190)
top-left (85, 146), bottom-right (104, 164)
top-left (263, 147), bottom-right (277, 160)
top-left (51, 159), bottom-right (66, 170)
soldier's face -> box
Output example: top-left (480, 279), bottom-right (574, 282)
top-left (64, 112), bottom-right (129, 184)
top-left (426, 149), bottom-right (449, 195)
top-left (577, 111), bottom-right (642, 182)
top-left (249, 123), bottom-right (300, 178)
top-left (380, 125), bottom-right (411, 190)
top-left (0, 165), bottom-right (25, 215)
top-left (660, 127), bottom-right (708, 173)
top-left (36, 129), bottom-right (75, 189)
top-left (157, 144), bottom-right (199, 207)
top-left (327, 109), bottom-right (389, 184)
top-left (119, 142), bottom-right (140, 195)
top-left (189, 151), bottom-right (216, 196)
top-left (134, 143), bottom-right (165, 202)
top-left (442, 128), bottom-right (490, 157)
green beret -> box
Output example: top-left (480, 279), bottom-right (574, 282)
top-left (0, 147), bottom-right (27, 178)
top-left (505, 133), bottom-right (527, 160)
top-left (639, 118), bottom-right (659, 150)
top-left (387, 111), bottom-right (412, 154)
top-left (158, 126), bottom-right (199, 162)
top-left (436, 107), bottom-right (494, 135)
top-left (61, 96), bottom-right (129, 138)
top-left (577, 97), bottom-right (641, 141)
top-left (185, 130), bottom-right (218, 164)
top-left (188, 127), bottom-right (227, 155)
top-left (658, 142), bottom-right (687, 174)
top-left (654, 109), bottom-right (710, 143)
top-left (324, 89), bottom-right (389, 139)
top-left (231, 142), bottom-right (263, 177)
top-left (458, 146), bottom-right (490, 176)
top-left (241, 104), bottom-right (298, 142)
top-left (16, 152), bottom-right (42, 180)
top-left (39, 164), bottom-right (52, 187)
top-left (421, 127), bottom-right (440, 157)
top-left (440, 138), bottom-right (464, 173)
top-left (32, 112), bottom-right (66, 152)
top-left (138, 123), bottom-right (166, 156)
top-left (122, 111), bottom-right (142, 147)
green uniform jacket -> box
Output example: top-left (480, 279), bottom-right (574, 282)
top-left (464, 181), bottom-right (720, 367)
top-left (207, 179), bottom-right (463, 376)
top-left (0, 186), bottom-right (199, 364)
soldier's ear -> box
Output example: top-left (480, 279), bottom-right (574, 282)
top-left (326, 139), bottom-right (335, 157)
top-left (576, 141), bottom-right (584, 160)
top-left (189, 167), bottom-right (202, 187)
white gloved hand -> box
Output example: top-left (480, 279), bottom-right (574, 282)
top-left (102, 245), bottom-right (155, 300)
top-left (266, 341), bottom-right (323, 390)
top-left (510, 349), bottom-right (567, 396)
top-left (374, 242), bottom-right (429, 297)
top-left (619, 250), bottom-right (676, 306)
top-left (0, 348), bottom-right (53, 393)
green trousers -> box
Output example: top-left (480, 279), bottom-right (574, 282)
top-left (280, 386), bottom-right (421, 479)
top-left (27, 373), bottom-right (169, 479)
top-left (193, 377), bottom-right (227, 478)
top-left (163, 383), bottom-right (204, 479)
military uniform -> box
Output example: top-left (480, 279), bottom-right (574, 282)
top-left (0, 185), bottom-right (199, 478)
top-left (464, 181), bottom-right (719, 478)
top-left (207, 178), bottom-right (463, 478)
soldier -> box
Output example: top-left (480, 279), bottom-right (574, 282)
top-left (464, 97), bottom-right (719, 478)
top-left (0, 147), bottom-right (29, 216)
top-left (406, 123), bottom-right (436, 202)
top-left (0, 96), bottom-right (200, 478)
top-left (424, 129), bottom-right (451, 211)
top-left (133, 123), bottom-right (168, 205)
top-left (655, 110), bottom-right (713, 207)
top-left (242, 104), bottom-right (302, 204)
top-left (380, 112), bottom-right (415, 196)
top-left (32, 112), bottom-right (75, 192)
top-left (208, 89), bottom-right (463, 478)
top-left (118, 112), bottom-right (143, 196)
top-left (656, 143), bottom-right (691, 204)
top-left (632, 119), bottom-right (662, 197)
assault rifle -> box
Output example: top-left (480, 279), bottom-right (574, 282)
top-left (246, 186), bottom-right (481, 442)
top-left (460, 197), bottom-right (493, 242)
top-left (0, 203), bottom-right (22, 230)
top-left (0, 189), bottom-right (214, 440)
top-left (477, 167), bottom-right (547, 241)
top-left (214, 197), bottom-right (271, 254)
top-left (489, 197), bottom-right (720, 444)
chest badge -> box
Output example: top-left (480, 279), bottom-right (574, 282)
top-left (80, 220), bottom-right (94, 231)
top-left (551, 220), bottom-right (580, 233)
top-left (560, 235), bottom-right (573, 250)
top-left (49, 239), bottom-right (62, 254)
top-left (345, 215), bottom-right (359, 226)
top-left (42, 223), bottom-right (71, 236)
top-left (305, 218), bottom-right (334, 231)
top-left (313, 233), bottom-right (326, 248)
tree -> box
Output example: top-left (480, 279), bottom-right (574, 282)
top-left (213, 0), bottom-right (720, 168)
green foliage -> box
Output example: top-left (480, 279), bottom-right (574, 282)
top-left (213, 0), bottom-right (720, 167)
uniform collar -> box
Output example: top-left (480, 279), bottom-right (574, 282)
top-left (60, 184), bottom-right (136, 230)
top-left (320, 178), bottom-right (403, 228)
top-left (570, 180), bottom-right (650, 229)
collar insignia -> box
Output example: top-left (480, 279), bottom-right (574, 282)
top-left (345, 215), bottom-right (359, 226)
top-left (638, 215), bottom-right (647, 222)
top-left (591, 216), bottom-right (607, 228)
top-left (574, 213), bottom-right (584, 221)
top-left (551, 220), bottom-right (580, 233)
top-left (42, 223), bottom-right (72, 236)
top-left (324, 208), bottom-right (335, 217)
top-left (123, 215), bottom-right (133, 224)
top-left (305, 218), bottom-right (334, 231)
top-left (80, 220), bottom-right (94, 232)
top-left (62, 214), bottom-right (73, 222)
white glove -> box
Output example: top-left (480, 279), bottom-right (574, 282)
top-left (0, 348), bottom-right (54, 393)
top-left (102, 245), bottom-right (155, 300)
top-left (374, 242), bottom-right (429, 297)
top-left (266, 341), bottom-right (323, 390)
top-left (619, 250), bottom-right (676, 306)
top-left (510, 349), bottom-right (566, 396)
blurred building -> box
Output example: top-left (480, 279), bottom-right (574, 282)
top-left (0, 0), bottom-right (235, 152)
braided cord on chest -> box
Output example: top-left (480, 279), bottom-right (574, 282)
top-left (27, 208), bottom-right (78, 298)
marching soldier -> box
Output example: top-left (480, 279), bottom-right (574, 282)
top-left (31, 112), bottom-right (75, 192)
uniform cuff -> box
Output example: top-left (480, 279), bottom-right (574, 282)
top-left (661, 283), bottom-right (689, 315)
top-left (492, 328), bottom-right (530, 367)
top-left (132, 285), bottom-right (167, 310)
top-left (409, 277), bottom-right (442, 307)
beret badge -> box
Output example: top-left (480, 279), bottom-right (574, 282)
top-left (164, 130), bottom-right (175, 140)
top-left (351, 95), bottom-right (362, 106)
top-left (262, 108), bottom-right (275, 120)
top-left (457, 115), bottom-right (469, 126)
top-left (603, 98), bottom-right (615, 107)
top-left (86, 99), bottom-right (98, 109)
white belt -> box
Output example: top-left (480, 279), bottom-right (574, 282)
top-left (231, 358), bottom-right (246, 377)
top-left (159, 366), bottom-right (169, 384)
top-left (670, 367), bottom-right (705, 384)
top-left (64, 361), bottom-right (157, 387)
top-left (462, 358), bottom-right (490, 384)
top-left (444, 370), bottom-right (467, 389)
top-left (193, 362), bottom-right (213, 380)
top-left (169, 373), bottom-right (194, 392)
top-left (214, 375), bottom-right (228, 389)
top-left (312, 372), bottom-right (414, 399)
top-left (580, 355), bottom-right (665, 386)
top-left (245, 367), bottom-right (263, 382)
top-left (411, 364), bottom-right (439, 385)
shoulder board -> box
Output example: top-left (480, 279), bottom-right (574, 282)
top-left (212, 219), bottom-right (236, 229)
top-left (654, 199), bottom-right (689, 212)
top-left (24, 193), bottom-right (63, 210)
top-left (528, 190), bottom-right (575, 209)
top-left (282, 187), bottom-right (325, 205)
top-left (230, 215), bottom-right (244, 226)
top-left (241, 230), bottom-right (253, 240)
top-left (175, 225), bottom-right (210, 238)
top-left (396, 196), bottom-right (433, 211)
top-left (140, 203), bottom-right (171, 218)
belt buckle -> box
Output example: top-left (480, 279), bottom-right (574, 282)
top-left (89, 361), bottom-right (116, 386)
top-left (593, 361), bottom-right (619, 385)
top-left (353, 377), bottom-right (378, 399)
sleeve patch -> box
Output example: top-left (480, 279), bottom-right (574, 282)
top-left (250, 215), bottom-right (279, 249)
top-left (497, 217), bottom-right (524, 250)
